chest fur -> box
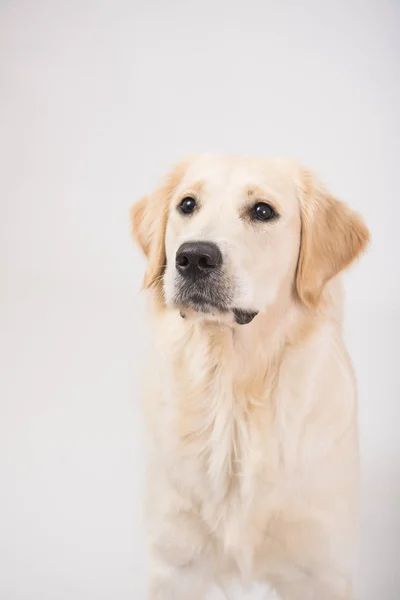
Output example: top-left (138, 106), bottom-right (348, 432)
top-left (163, 327), bottom-right (282, 540)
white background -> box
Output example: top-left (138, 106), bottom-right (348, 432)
top-left (1, 1), bottom-right (399, 599)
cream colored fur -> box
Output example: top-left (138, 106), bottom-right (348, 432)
top-left (131, 155), bottom-right (369, 600)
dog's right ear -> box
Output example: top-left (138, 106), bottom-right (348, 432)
top-left (131, 159), bottom-right (191, 290)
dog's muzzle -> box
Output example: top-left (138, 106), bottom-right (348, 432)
top-left (174, 241), bottom-right (258, 324)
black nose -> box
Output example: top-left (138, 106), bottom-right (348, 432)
top-left (175, 241), bottom-right (222, 279)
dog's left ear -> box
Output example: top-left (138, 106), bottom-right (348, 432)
top-left (131, 159), bottom-right (190, 291)
top-left (296, 169), bottom-right (370, 309)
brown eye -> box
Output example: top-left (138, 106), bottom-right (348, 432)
top-left (179, 197), bottom-right (197, 215)
top-left (252, 202), bottom-right (277, 222)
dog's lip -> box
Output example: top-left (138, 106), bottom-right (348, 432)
top-left (181, 291), bottom-right (216, 305)
top-left (177, 301), bottom-right (258, 325)
top-left (176, 294), bottom-right (229, 313)
top-left (174, 282), bottom-right (231, 313)
top-left (173, 280), bottom-right (257, 323)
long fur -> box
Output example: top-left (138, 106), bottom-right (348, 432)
top-left (131, 155), bottom-right (369, 600)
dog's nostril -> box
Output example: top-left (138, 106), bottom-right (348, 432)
top-left (176, 254), bottom-right (189, 267)
top-left (198, 256), bottom-right (211, 269)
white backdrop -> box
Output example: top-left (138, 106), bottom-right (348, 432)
top-left (1, 1), bottom-right (399, 599)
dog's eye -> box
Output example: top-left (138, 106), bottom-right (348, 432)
top-left (178, 197), bottom-right (197, 215)
top-left (251, 202), bottom-right (277, 222)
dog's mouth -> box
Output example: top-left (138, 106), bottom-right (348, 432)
top-left (174, 277), bottom-right (231, 314)
top-left (174, 279), bottom-right (258, 325)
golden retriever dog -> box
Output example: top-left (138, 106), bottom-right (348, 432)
top-left (131, 155), bottom-right (369, 600)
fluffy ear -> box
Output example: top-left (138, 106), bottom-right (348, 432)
top-left (296, 169), bottom-right (370, 308)
top-left (131, 160), bottom-right (189, 290)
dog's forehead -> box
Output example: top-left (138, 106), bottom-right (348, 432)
top-left (179, 155), bottom-right (299, 206)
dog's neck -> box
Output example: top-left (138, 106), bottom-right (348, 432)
top-left (148, 278), bottom-right (344, 394)
top-left (151, 292), bottom-right (317, 387)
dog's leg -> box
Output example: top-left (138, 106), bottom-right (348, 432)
top-left (146, 507), bottom-right (213, 600)
top-left (271, 575), bottom-right (354, 600)
top-left (147, 557), bottom-right (211, 600)
top-left (145, 467), bottom-right (215, 599)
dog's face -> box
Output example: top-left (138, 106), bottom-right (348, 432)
top-left (132, 155), bottom-right (369, 323)
top-left (163, 156), bottom-right (301, 322)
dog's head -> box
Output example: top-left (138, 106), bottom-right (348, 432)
top-left (131, 155), bottom-right (369, 323)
